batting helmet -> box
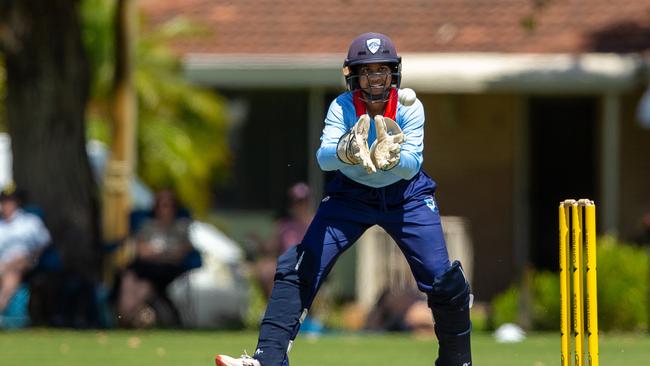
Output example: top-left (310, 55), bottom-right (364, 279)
top-left (342, 32), bottom-right (402, 96)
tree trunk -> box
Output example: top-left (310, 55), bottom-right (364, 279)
top-left (1, 0), bottom-right (101, 281)
top-left (104, 0), bottom-right (137, 242)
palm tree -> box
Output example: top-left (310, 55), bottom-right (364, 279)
top-left (83, 0), bottom-right (229, 217)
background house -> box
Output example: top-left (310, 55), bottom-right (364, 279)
top-left (141, 0), bottom-right (650, 301)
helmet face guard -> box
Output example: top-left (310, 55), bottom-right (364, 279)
top-left (344, 66), bottom-right (401, 102)
top-left (343, 32), bottom-right (402, 102)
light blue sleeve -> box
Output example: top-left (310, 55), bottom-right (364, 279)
top-left (390, 99), bottom-right (424, 180)
top-left (316, 98), bottom-right (351, 171)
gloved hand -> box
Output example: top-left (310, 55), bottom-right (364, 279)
top-left (370, 115), bottom-right (404, 170)
top-left (337, 114), bottom-right (376, 173)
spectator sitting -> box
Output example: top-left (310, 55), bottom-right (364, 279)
top-left (0, 184), bottom-right (51, 315)
top-left (117, 189), bottom-right (193, 328)
top-left (254, 182), bottom-right (314, 298)
top-left (364, 288), bottom-right (434, 335)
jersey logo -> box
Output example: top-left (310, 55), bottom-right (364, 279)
top-left (366, 38), bottom-right (381, 54)
top-left (424, 197), bottom-right (438, 213)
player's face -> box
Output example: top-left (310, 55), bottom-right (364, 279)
top-left (357, 63), bottom-right (392, 96)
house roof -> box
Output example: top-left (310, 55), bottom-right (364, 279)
top-left (141, 1), bottom-right (650, 92)
top-left (141, 0), bottom-right (650, 55)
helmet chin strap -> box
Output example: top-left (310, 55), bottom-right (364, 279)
top-left (357, 74), bottom-right (392, 103)
top-left (353, 88), bottom-right (398, 120)
top-left (359, 88), bottom-right (391, 103)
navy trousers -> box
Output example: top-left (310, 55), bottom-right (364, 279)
top-left (255, 171), bottom-right (451, 366)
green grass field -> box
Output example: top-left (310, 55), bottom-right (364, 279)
top-left (1, 330), bottom-right (648, 366)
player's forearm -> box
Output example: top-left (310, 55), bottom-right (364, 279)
top-left (316, 144), bottom-right (347, 171)
top-left (390, 151), bottom-right (422, 180)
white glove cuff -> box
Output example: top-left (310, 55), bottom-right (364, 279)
top-left (337, 131), bottom-right (358, 165)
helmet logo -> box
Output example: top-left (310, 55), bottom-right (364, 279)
top-left (366, 38), bottom-right (381, 54)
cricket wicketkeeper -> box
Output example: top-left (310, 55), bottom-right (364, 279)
top-left (216, 32), bottom-right (473, 366)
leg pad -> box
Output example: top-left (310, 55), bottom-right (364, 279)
top-left (426, 261), bottom-right (472, 366)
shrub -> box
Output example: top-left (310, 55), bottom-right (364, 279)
top-left (489, 270), bottom-right (560, 330)
top-left (596, 236), bottom-right (648, 331)
top-left (490, 286), bottom-right (519, 328)
top-left (490, 237), bottom-right (649, 331)
top-left (531, 271), bottom-right (560, 330)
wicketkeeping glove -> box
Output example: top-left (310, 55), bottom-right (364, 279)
top-left (337, 114), bottom-right (376, 173)
top-left (370, 116), bottom-right (405, 170)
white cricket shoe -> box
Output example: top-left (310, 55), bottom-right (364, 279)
top-left (215, 354), bottom-right (261, 366)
